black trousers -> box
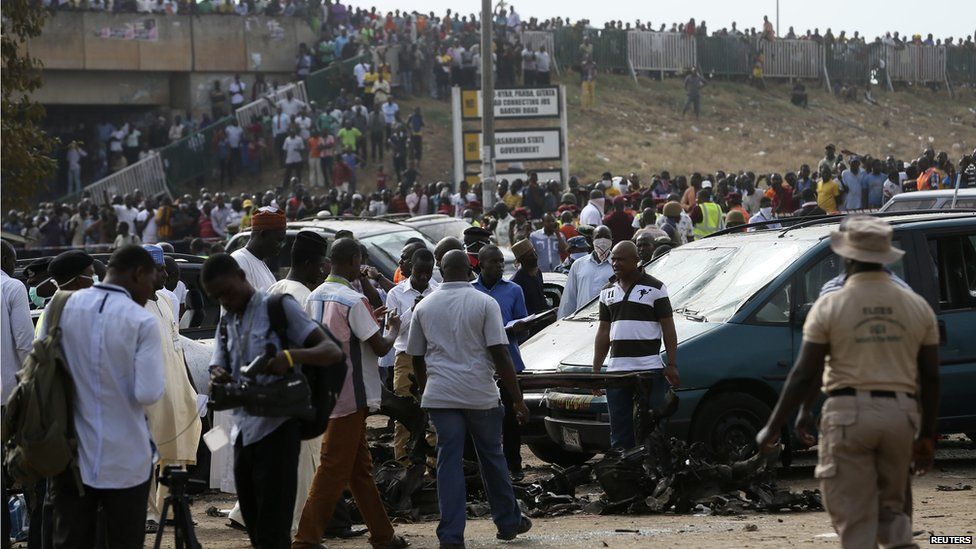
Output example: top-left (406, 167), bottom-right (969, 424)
top-left (49, 472), bottom-right (150, 549)
top-left (234, 420), bottom-right (301, 549)
top-left (499, 385), bottom-right (523, 475)
top-left (283, 162), bottom-right (303, 187)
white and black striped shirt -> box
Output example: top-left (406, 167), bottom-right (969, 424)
top-left (599, 274), bottom-right (673, 372)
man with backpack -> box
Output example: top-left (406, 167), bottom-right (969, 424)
top-left (40, 245), bottom-right (164, 548)
top-left (294, 237), bottom-right (408, 549)
top-left (202, 253), bottom-right (343, 549)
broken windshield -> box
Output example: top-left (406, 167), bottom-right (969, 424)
top-left (568, 240), bottom-right (814, 324)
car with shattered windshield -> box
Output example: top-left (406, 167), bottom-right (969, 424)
top-left (519, 212), bottom-right (976, 466)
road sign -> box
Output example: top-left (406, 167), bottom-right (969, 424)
top-left (462, 129), bottom-right (561, 163)
top-left (461, 87), bottom-right (561, 119)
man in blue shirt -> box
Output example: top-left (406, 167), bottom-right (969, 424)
top-left (203, 253), bottom-right (343, 549)
top-left (841, 157), bottom-right (868, 211)
top-left (473, 245), bottom-right (529, 479)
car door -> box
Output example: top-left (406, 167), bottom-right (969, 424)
top-left (914, 227), bottom-right (976, 433)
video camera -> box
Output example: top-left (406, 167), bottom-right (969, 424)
top-left (209, 343), bottom-right (316, 420)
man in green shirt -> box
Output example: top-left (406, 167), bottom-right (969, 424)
top-left (317, 105), bottom-right (338, 136)
top-left (336, 120), bottom-right (362, 153)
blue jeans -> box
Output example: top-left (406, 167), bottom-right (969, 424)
top-left (428, 406), bottom-right (522, 545)
top-left (606, 370), bottom-right (668, 450)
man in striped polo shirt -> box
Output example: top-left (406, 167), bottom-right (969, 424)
top-left (592, 241), bottom-right (679, 450)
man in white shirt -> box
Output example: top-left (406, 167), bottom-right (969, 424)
top-left (113, 195), bottom-right (139, 236)
top-left (294, 108), bottom-right (313, 141)
top-left (282, 129), bottom-right (306, 187)
top-left (535, 46), bottom-right (551, 86)
top-left (224, 116), bottom-right (244, 178)
top-left (384, 248), bottom-right (438, 461)
top-left (381, 97), bottom-right (400, 130)
top-left (229, 74), bottom-right (247, 109)
top-left (558, 225), bottom-right (614, 318)
top-left (66, 141), bottom-right (87, 195)
top-left (136, 200), bottom-right (159, 244)
top-left (406, 250), bottom-right (531, 546)
top-left (354, 61), bottom-right (369, 90)
top-left (210, 195), bottom-right (233, 239)
top-left (277, 90), bottom-right (306, 117)
top-left (168, 116), bottom-right (185, 143)
top-left (272, 107), bottom-right (292, 167)
top-left (230, 207), bottom-right (286, 292)
top-left (405, 184), bottom-right (428, 216)
top-left (44, 245), bottom-right (165, 548)
top-left (1, 242), bottom-right (33, 403)
top-left (579, 189), bottom-right (605, 227)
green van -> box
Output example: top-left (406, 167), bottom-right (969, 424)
top-left (519, 212), bottom-right (976, 465)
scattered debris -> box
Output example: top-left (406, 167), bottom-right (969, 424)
top-left (936, 483), bottom-right (972, 492)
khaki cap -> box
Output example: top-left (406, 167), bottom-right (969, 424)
top-left (829, 216), bottom-right (905, 265)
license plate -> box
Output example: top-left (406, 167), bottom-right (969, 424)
top-left (562, 427), bottom-right (582, 452)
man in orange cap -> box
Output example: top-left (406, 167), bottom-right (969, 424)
top-left (231, 207), bottom-right (287, 292)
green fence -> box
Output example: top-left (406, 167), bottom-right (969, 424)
top-left (306, 53), bottom-right (371, 105)
top-left (591, 29), bottom-right (629, 71)
top-left (552, 27), bottom-right (583, 70)
top-left (158, 116), bottom-right (233, 196)
top-left (697, 36), bottom-right (752, 76)
top-left (824, 43), bottom-right (872, 84)
top-left (947, 47), bottom-right (976, 84)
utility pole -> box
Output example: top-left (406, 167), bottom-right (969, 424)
top-left (480, 0), bottom-right (496, 209)
top-left (776, 0), bottom-right (780, 37)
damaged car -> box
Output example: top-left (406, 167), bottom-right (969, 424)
top-left (519, 212), bottom-right (976, 465)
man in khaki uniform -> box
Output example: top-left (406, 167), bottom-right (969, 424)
top-left (757, 216), bottom-right (940, 548)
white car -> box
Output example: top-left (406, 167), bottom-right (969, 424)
top-left (880, 188), bottom-right (976, 212)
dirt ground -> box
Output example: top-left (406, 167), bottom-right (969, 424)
top-left (156, 436), bottom-right (976, 549)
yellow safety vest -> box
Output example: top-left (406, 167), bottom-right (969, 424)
top-left (693, 202), bottom-right (723, 238)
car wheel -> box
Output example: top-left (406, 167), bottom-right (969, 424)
top-left (528, 440), bottom-right (595, 467)
top-left (692, 392), bottom-right (772, 462)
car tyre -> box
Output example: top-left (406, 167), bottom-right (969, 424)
top-left (691, 392), bottom-right (772, 462)
top-left (527, 440), bottom-right (595, 467)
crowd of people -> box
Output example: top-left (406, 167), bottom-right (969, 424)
top-left (2, 150), bottom-right (957, 547)
top-left (8, 144), bottom-right (974, 259)
top-left (40, 0), bottom-right (976, 198)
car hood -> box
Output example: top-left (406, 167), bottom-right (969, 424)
top-left (520, 316), bottom-right (720, 373)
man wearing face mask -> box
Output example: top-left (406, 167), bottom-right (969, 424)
top-left (34, 250), bottom-right (97, 336)
top-left (748, 197), bottom-right (782, 230)
top-left (579, 189), bottom-right (605, 227)
top-left (558, 226), bottom-right (615, 318)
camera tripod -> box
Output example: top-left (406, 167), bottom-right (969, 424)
top-left (152, 466), bottom-right (205, 549)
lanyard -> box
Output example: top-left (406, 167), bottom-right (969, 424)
top-left (325, 275), bottom-right (354, 289)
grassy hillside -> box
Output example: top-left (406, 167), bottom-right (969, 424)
top-left (234, 73), bottom-right (976, 195)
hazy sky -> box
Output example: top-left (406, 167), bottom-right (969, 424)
top-left (358, 0), bottom-right (975, 42)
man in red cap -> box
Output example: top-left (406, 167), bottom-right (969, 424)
top-left (231, 207), bottom-right (287, 292)
top-left (602, 196), bottom-right (635, 244)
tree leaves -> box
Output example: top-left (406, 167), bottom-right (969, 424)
top-left (2, 0), bottom-right (56, 210)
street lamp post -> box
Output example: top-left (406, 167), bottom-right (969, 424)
top-left (480, 0), bottom-right (496, 209)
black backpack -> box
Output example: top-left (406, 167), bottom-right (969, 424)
top-left (266, 294), bottom-right (347, 439)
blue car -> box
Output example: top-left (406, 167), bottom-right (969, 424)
top-left (518, 212), bottom-right (976, 466)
